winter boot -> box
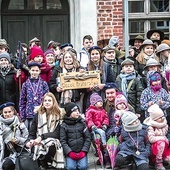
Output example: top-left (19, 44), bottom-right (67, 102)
top-left (155, 162), bottom-right (166, 170)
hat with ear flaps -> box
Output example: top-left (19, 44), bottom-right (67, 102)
top-left (121, 111), bottom-right (142, 132)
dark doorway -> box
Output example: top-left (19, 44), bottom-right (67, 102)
top-left (1, 0), bottom-right (70, 54)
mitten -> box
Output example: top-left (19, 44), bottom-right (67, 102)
top-left (68, 151), bottom-right (77, 160)
top-left (77, 151), bottom-right (86, 159)
top-left (102, 125), bottom-right (107, 131)
top-left (114, 126), bottom-right (120, 134)
top-left (91, 125), bottom-right (97, 132)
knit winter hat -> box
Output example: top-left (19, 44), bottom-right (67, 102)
top-left (44, 49), bottom-right (55, 56)
top-left (64, 102), bottom-right (79, 117)
top-left (143, 104), bottom-right (167, 128)
top-left (115, 94), bottom-right (128, 108)
top-left (150, 71), bottom-right (161, 85)
top-left (148, 104), bottom-right (164, 121)
top-left (29, 46), bottom-right (45, 60)
top-left (121, 111), bottom-right (142, 132)
top-left (90, 93), bottom-right (103, 105)
top-left (0, 52), bottom-right (11, 62)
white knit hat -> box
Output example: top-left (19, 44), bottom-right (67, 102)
top-left (143, 104), bottom-right (166, 127)
top-left (148, 104), bottom-right (164, 120)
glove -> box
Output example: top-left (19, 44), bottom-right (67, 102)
top-left (91, 125), bottom-right (97, 132)
top-left (102, 125), bottom-right (107, 131)
top-left (113, 126), bottom-right (120, 134)
top-left (68, 152), bottom-right (78, 160)
top-left (77, 151), bottom-right (86, 159)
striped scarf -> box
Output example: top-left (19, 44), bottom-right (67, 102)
top-left (33, 113), bottom-right (65, 168)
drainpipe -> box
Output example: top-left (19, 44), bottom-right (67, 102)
top-left (124, 0), bottom-right (129, 58)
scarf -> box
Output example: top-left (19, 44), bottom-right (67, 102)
top-left (33, 113), bottom-right (64, 168)
top-left (103, 57), bottom-right (117, 65)
top-left (0, 116), bottom-right (20, 168)
top-left (119, 71), bottom-right (136, 98)
top-left (60, 67), bottom-right (74, 105)
top-left (151, 85), bottom-right (162, 93)
top-left (0, 65), bottom-right (11, 76)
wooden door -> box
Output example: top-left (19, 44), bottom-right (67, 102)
top-left (2, 14), bottom-right (69, 53)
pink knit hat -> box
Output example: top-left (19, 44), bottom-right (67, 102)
top-left (115, 94), bottom-right (128, 109)
top-left (90, 93), bottom-right (102, 105)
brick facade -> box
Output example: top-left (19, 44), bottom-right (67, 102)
top-left (97, 0), bottom-right (123, 48)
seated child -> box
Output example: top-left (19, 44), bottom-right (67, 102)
top-left (85, 93), bottom-right (109, 148)
top-left (60, 102), bottom-right (91, 170)
top-left (144, 104), bottom-right (170, 170)
top-left (115, 111), bottom-right (150, 170)
top-left (106, 93), bottom-right (129, 139)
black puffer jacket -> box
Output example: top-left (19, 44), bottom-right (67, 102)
top-left (60, 116), bottom-right (91, 156)
top-left (0, 68), bottom-right (18, 106)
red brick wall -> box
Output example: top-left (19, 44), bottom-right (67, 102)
top-left (97, 0), bottom-right (123, 48)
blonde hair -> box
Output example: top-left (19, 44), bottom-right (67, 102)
top-left (136, 49), bottom-right (159, 64)
top-left (37, 92), bottom-right (61, 117)
top-left (60, 50), bottom-right (80, 68)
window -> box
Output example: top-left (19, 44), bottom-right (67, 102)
top-left (8, 0), bottom-right (62, 10)
top-left (127, 0), bottom-right (170, 38)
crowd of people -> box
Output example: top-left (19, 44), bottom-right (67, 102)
top-left (0, 29), bottom-right (170, 170)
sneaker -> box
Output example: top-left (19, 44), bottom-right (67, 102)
top-left (155, 163), bottom-right (166, 170)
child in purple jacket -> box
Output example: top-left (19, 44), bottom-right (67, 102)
top-left (19, 62), bottom-right (49, 130)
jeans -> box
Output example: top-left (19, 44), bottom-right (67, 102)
top-left (66, 156), bottom-right (88, 170)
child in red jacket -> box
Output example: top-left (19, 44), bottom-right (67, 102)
top-left (85, 93), bottom-right (109, 148)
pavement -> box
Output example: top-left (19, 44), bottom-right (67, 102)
top-left (87, 145), bottom-right (170, 170)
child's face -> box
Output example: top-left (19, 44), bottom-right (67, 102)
top-left (129, 119), bottom-right (139, 126)
top-left (0, 58), bottom-right (9, 68)
top-left (134, 40), bottom-right (143, 49)
top-left (90, 50), bottom-right (100, 64)
top-left (95, 101), bottom-right (103, 108)
top-left (46, 53), bottom-right (55, 64)
top-left (64, 52), bottom-right (73, 65)
top-left (143, 45), bottom-right (154, 56)
top-left (105, 88), bottom-right (117, 102)
top-left (161, 50), bottom-right (170, 58)
top-left (116, 102), bottom-right (126, 110)
top-left (0, 47), bottom-right (7, 54)
top-left (148, 65), bottom-right (158, 72)
top-left (122, 64), bottom-right (134, 74)
top-left (83, 39), bottom-right (94, 51)
top-left (34, 55), bottom-right (43, 64)
top-left (70, 109), bottom-right (80, 118)
top-left (155, 116), bottom-right (165, 123)
top-left (150, 32), bottom-right (160, 40)
top-left (43, 96), bottom-right (53, 110)
top-left (29, 66), bottom-right (41, 79)
top-left (2, 106), bottom-right (14, 119)
top-left (151, 80), bottom-right (161, 86)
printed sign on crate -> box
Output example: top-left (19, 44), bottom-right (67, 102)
top-left (59, 71), bottom-right (101, 90)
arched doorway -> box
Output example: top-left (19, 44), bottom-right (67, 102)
top-left (1, 0), bottom-right (70, 53)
